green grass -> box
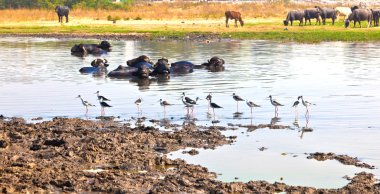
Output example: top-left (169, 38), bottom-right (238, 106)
top-left (1, 19), bottom-right (380, 42)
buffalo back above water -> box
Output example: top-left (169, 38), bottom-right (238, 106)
top-left (283, 10), bottom-right (304, 26)
top-left (127, 55), bottom-right (154, 67)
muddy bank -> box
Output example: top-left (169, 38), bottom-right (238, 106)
top-left (308, 152), bottom-right (376, 169)
top-left (0, 33), bottom-right (222, 42)
top-left (0, 117), bottom-right (379, 193)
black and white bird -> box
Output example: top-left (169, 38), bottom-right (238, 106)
top-left (95, 91), bottom-right (110, 101)
top-left (206, 92), bottom-right (212, 112)
top-left (135, 97), bottom-right (143, 113)
top-left (98, 98), bottom-right (112, 116)
top-left (233, 93), bottom-right (244, 113)
top-left (292, 96), bottom-right (301, 118)
top-left (182, 92), bottom-right (198, 105)
top-left (269, 95), bottom-right (284, 117)
top-left (159, 99), bottom-right (172, 116)
top-left (299, 96), bottom-right (315, 115)
top-left (209, 98), bottom-right (223, 120)
top-left (246, 100), bottom-right (260, 114)
top-left (77, 95), bottom-right (95, 114)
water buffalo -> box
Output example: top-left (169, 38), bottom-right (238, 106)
top-left (151, 58), bottom-right (170, 75)
top-left (127, 55), bottom-right (154, 67)
top-left (304, 8), bottom-right (321, 25)
top-left (315, 6), bottom-right (337, 25)
top-left (55, 5), bottom-right (69, 23)
top-left (201, 56), bottom-right (225, 72)
top-left (283, 10), bottom-right (304, 26)
top-left (91, 58), bottom-right (109, 67)
top-left (225, 11), bottom-right (244, 28)
top-left (79, 58), bottom-right (109, 76)
top-left (170, 61), bottom-right (194, 74)
top-left (71, 41), bottom-right (111, 56)
top-left (372, 9), bottom-right (380, 27)
top-left (107, 64), bottom-right (151, 79)
top-left (335, 7), bottom-right (351, 21)
top-left (345, 9), bottom-right (372, 28)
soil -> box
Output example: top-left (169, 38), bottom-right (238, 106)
top-left (307, 152), bottom-right (376, 169)
top-left (1, 117), bottom-right (379, 193)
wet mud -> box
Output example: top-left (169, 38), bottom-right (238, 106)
top-left (308, 152), bottom-right (376, 169)
top-left (0, 117), bottom-right (379, 193)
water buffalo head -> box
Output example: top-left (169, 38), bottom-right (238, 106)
top-left (208, 56), bottom-right (225, 67)
top-left (283, 20), bottom-right (289, 26)
top-left (135, 65), bottom-right (150, 78)
top-left (91, 58), bottom-right (109, 67)
top-left (71, 44), bottom-right (86, 53)
top-left (344, 19), bottom-right (350, 28)
top-left (153, 58), bottom-right (170, 74)
top-left (99, 41), bottom-right (111, 50)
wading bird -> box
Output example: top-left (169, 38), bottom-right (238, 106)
top-left (95, 91), bottom-right (110, 101)
top-left (269, 95), bottom-right (284, 117)
top-left (98, 98), bottom-right (112, 116)
top-left (233, 93), bottom-right (244, 113)
top-left (77, 95), bottom-right (95, 115)
top-left (209, 98), bottom-right (223, 121)
top-left (135, 97), bottom-right (142, 114)
top-left (159, 99), bottom-right (172, 117)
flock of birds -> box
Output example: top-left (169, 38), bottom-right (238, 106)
top-left (77, 91), bottom-right (316, 122)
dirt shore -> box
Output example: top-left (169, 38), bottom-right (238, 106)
top-left (0, 117), bottom-right (379, 193)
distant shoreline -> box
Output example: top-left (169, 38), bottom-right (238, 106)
top-left (1, 17), bottom-right (380, 43)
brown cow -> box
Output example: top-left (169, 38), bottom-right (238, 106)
top-left (225, 11), bottom-right (244, 28)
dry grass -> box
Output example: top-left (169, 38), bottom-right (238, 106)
top-left (0, 2), bottom-right (329, 22)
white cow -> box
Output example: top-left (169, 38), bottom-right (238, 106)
top-left (335, 7), bottom-right (352, 22)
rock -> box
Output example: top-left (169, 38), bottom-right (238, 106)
top-left (44, 139), bottom-right (66, 147)
top-left (0, 139), bottom-right (8, 148)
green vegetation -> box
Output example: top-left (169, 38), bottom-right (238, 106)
top-left (1, 20), bottom-right (380, 43)
top-left (0, 0), bottom-right (133, 9)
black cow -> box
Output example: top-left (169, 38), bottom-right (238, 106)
top-left (315, 6), bottom-right (337, 25)
top-left (304, 8), bottom-right (321, 25)
top-left (71, 41), bottom-right (111, 56)
top-left (283, 10), bottom-right (304, 26)
top-left (345, 9), bottom-right (373, 28)
top-left (371, 9), bottom-right (380, 27)
top-left (55, 6), bottom-right (69, 23)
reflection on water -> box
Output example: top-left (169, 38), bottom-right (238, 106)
top-left (0, 37), bottom-right (380, 188)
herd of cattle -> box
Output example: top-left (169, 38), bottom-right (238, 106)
top-left (284, 5), bottom-right (379, 28)
top-left (56, 4), bottom-right (377, 29)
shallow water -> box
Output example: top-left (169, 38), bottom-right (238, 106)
top-left (0, 37), bottom-right (379, 188)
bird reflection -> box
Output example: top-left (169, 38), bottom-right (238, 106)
top-left (299, 115), bottom-right (313, 139)
top-left (270, 117), bottom-right (281, 125)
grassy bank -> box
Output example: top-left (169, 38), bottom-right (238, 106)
top-left (1, 2), bottom-right (380, 42)
top-left (1, 19), bottom-right (379, 42)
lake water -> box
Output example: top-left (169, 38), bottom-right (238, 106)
top-left (0, 37), bottom-right (379, 188)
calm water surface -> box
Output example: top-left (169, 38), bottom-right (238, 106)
top-left (0, 37), bottom-right (379, 188)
